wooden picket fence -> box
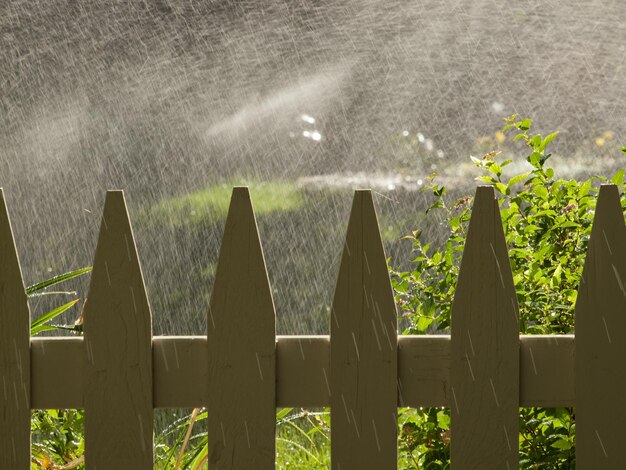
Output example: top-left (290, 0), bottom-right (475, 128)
top-left (0, 183), bottom-right (624, 469)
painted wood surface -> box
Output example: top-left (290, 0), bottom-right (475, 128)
top-left (330, 190), bottom-right (398, 469)
top-left (450, 186), bottom-right (519, 468)
top-left (207, 187), bottom-right (276, 469)
top-left (519, 335), bottom-right (574, 407)
top-left (398, 335), bottom-right (450, 407)
top-left (276, 336), bottom-right (330, 408)
top-left (575, 184), bottom-right (626, 467)
top-left (0, 189), bottom-right (31, 469)
top-left (83, 191), bottom-right (153, 469)
top-left (31, 334), bottom-right (575, 409)
top-left (31, 337), bottom-right (84, 409)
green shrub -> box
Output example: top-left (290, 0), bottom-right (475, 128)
top-left (391, 115), bottom-right (626, 467)
top-left (31, 409), bottom-right (84, 469)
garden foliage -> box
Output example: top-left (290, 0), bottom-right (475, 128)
top-left (391, 116), bottom-right (625, 468)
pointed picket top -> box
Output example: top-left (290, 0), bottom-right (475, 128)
top-left (207, 187), bottom-right (277, 468)
top-left (450, 186), bottom-right (519, 468)
top-left (330, 190), bottom-right (398, 469)
top-left (83, 190), bottom-right (153, 469)
top-left (575, 184), bottom-right (626, 466)
top-left (0, 189), bottom-right (31, 469)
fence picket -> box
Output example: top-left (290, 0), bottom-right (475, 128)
top-left (450, 186), bottom-right (519, 468)
top-left (83, 191), bottom-right (153, 469)
top-left (0, 189), bottom-right (31, 469)
top-left (207, 187), bottom-right (276, 468)
top-left (575, 184), bottom-right (626, 467)
top-left (330, 190), bottom-right (398, 469)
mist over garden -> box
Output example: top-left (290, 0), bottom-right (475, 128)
top-left (2, 0), bottom-right (624, 336)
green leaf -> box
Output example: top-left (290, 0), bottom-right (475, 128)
top-left (29, 324), bottom-right (58, 335)
top-left (30, 299), bottom-right (80, 336)
top-left (426, 200), bottom-right (443, 214)
top-left (494, 182), bottom-right (508, 195)
top-left (540, 132), bottom-right (559, 151)
top-left (611, 169), bottom-right (624, 185)
top-left (26, 267), bottom-right (92, 295)
top-left (551, 438), bottom-right (572, 450)
top-left (529, 134), bottom-right (542, 149)
top-left (476, 175), bottom-right (497, 184)
top-left (518, 118), bottom-right (532, 131)
top-left (508, 172), bottom-right (531, 188)
top-left (470, 156), bottom-right (483, 166)
top-left (487, 161), bottom-right (503, 177)
top-left (277, 408), bottom-right (294, 421)
top-left (529, 152), bottom-right (542, 167)
top-left (534, 185), bottom-right (549, 199)
top-left (578, 180), bottom-right (592, 198)
top-left (187, 440), bottom-right (209, 469)
top-left (436, 410), bottom-right (450, 430)
top-left (540, 152), bottom-right (552, 165)
top-left (417, 316), bottom-right (434, 332)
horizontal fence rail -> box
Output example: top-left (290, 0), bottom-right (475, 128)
top-left (31, 335), bottom-right (574, 409)
top-left (1, 184), bottom-right (625, 469)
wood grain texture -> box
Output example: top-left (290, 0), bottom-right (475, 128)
top-left (330, 190), bottom-right (397, 470)
top-left (83, 191), bottom-right (153, 469)
top-left (31, 335), bottom-right (575, 409)
top-left (0, 189), bottom-right (31, 469)
top-left (450, 186), bottom-right (519, 469)
top-left (207, 187), bottom-right (276, 469)
top-left (398, 335), bottom-right (450, 407)
top-left (575, 184), bottom-right (626, 467)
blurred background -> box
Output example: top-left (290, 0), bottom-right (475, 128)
top-left (1, 0), bottom-right (624, 335)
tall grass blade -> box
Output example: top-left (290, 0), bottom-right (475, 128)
top-left (30, 299), bottom-right (79, 335)
top-left (26, 267), bottom-right (92, 295)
